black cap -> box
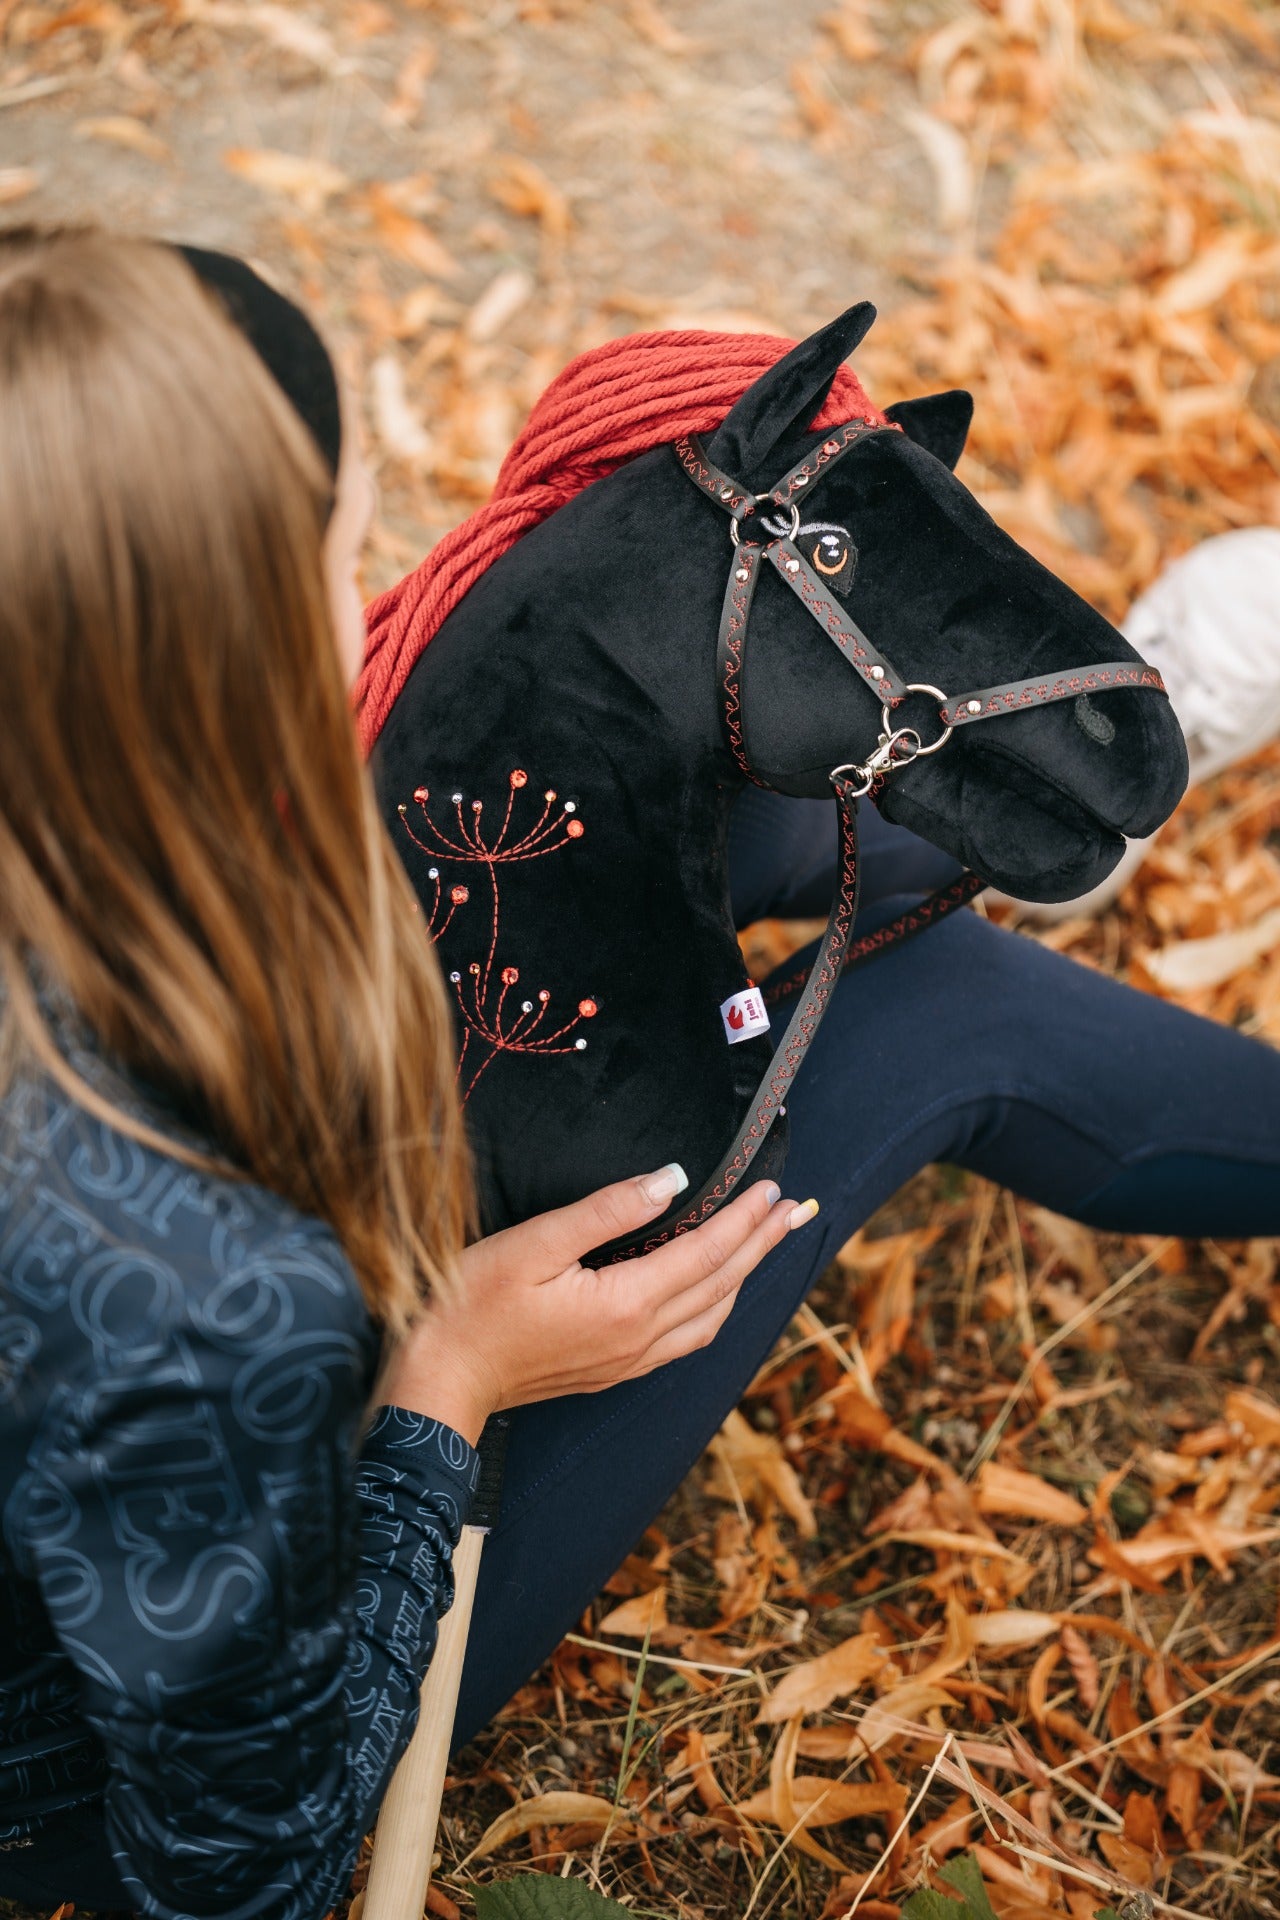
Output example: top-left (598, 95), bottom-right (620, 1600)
top-left (176, 243), bottom-right (342, 483)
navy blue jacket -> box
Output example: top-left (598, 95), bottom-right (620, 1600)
top-left (0, 1044), bottom-right (477, 1918)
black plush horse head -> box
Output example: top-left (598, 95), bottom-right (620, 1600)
top-left (373, 304), bottom-right (1186, 1254)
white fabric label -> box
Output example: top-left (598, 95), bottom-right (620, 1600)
top-left (720, 987), bottom-right (770, 1045)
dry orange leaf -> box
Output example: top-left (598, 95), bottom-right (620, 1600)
top-left (707, 1409), bottom-right (817, 1536)
top-left (627, 0), bottom-right (697, 54)
top-left (907, 1793), bottom-right (972, 1868)
top-left (971, 1609), bottom-right (1060, 1650)
top-left (489, 156), bottom-right (570, 245)
top-left (737, 1775), bottom-right (906, 1830)
top-left (75, 116), bottom-right (171, 162)
top-left (466, 1792), bottom-right (636, 1861)
top-left (850, 1680), bottom-right (959, 1754)
top-left (0, 167), bottom-right (40, 204)
top-left (1226, 1385), bottom-right (1280, 1450)
top-left (756, 1631), bottom-right (890, 1723)
top-left (1059, 1623), bottom-right (1101, 1712)
top-left (881, 1526), bottom-right (1024, 1563)
top-left (976, 1462), bottom-right (1088, 1527)
top-left (1097, 1829), bottom-right (1155, 1886)
top-left (597, 1586), bottom-right (668, 1640)
top-left (765, 1713), bottom-right (845, 1870)
top-left (362, 183), bottom-right (459, 279)
top-left (680, 1727), bottom-right (764, 1854)
top-left (223, 148), bottom-right (348, 214)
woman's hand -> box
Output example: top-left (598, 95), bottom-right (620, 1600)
top-left (379, 1167), bottom-right (816, 1444)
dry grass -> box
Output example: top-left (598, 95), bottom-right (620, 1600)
top-left (2, 0), bottom-right (1279, 1915)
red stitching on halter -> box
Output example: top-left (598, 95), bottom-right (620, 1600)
top-left (357, 332), bottom-right (887, 752)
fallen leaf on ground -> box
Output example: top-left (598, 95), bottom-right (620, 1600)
top-left (223, 147), bottom-right (348, 213)
top-left (757, 1631), bottom-right (890, 1723)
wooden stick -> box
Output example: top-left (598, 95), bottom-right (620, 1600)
top-left (363, 1526), bottom-right (486, 1920)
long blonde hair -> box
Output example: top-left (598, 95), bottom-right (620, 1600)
top-left (0, 228), bottom-right (472, 1332)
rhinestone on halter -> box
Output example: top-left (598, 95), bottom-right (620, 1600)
top-left (967, 699), bottom-right (982, 714)
top-left (870, 665), bottom-right (885, 681)
top-left (719, 486), bottom-right (734, 502)
top-left (784, 558), bottom-right (800, 574)
top-left (735, 567), bottom-right (750, 582)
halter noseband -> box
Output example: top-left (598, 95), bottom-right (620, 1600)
top-left (598, 423), bottom-right (1169, 1261)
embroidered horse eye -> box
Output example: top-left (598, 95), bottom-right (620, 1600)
top-left (1074, 694), bottom-right (1116, 746)
top-left (813, 542), bottom-right (849, 577)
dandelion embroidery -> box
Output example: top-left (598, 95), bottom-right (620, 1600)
top-left (398, 769), bottom-right (598, 1102)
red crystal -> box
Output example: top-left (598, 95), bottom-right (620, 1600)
top-left (578, 998), bottom-right (598, 1018)
top-left (413, 786), bottom-right (429, 804)
top-left (501, 966), bottom-right (519, 985)
top-left (566, 819), bottom-right (584, 838)
top-left (510, 769), bottom-right (528, 788)
top-left (450, 885), bottom-right (469, 904)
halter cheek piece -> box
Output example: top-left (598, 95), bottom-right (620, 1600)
top-left (629, 425), bottom-right (1169, 1257)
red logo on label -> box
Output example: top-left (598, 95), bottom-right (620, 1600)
top-left (727, 1004), bottom-right (745, 1030)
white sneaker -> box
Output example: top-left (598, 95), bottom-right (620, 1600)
top-left (1003, 527), bottom-right (1280, 921)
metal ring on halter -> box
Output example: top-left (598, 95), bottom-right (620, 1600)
top-left (882, 682), bottom-right (953, 756)
top-left (730, 496), bottom-right (801, 548)
top-left (828, 762), bottom-right (876, 800)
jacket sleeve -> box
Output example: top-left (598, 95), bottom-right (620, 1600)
top-left (16, 1269), bottom-right (479, 1920)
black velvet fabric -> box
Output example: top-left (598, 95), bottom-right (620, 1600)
top-left (373, 308), bottom-right (1187, 1245)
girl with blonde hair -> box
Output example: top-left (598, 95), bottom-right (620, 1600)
top-left (0, 229), bottom-right (802, 1917)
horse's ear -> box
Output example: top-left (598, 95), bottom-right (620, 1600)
top-left (883, 390), bottom-right (973, 470)
top-left (706, 302), bottom-right (877, 476)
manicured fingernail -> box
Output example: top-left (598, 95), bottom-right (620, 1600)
top-left (640, 1162), bottom-right (689, 1206)
top-left (788, 1198), bottom-right (820, 1230)
top-left (762, 1182), bottom-right (781, 1206)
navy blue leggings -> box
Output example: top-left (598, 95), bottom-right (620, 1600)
top-left (453, 791), bottom-right (1280, 1744)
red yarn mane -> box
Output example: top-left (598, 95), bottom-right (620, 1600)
top-left (357, 329), bottom-right (885, 751)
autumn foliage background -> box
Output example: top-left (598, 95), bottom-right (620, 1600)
top-left (3, 2), bottom-right (1280, 1917)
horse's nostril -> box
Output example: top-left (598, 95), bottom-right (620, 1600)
top-left (1074, 694), bottom-right (1116, 747)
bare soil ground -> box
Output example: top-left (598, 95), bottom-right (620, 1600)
top-left (2, 3), bottom-right (1280, 1917)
